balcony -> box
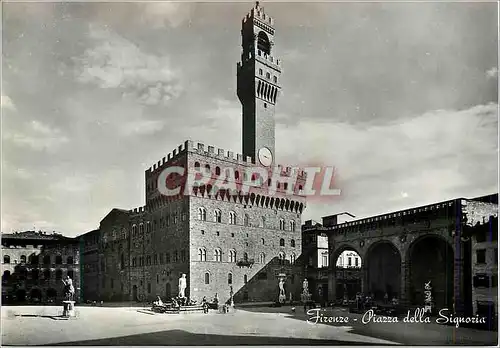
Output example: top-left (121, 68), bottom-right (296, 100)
top-left (236, 258), bottom-right (255, 268)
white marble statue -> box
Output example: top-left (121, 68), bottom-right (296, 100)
top-left (178, 274), bottom-right (187, 298)
top-left (278, 278), bottom-right (286, 303)
top-left (279, 279), bottom-right (285, 296)
top-left (62, 275), bottom-right (75, 301)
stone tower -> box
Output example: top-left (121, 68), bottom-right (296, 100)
top-left (237, 1), bottom-right (282, 167)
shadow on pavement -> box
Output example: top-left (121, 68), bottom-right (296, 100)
top-left (47, 329), bottom-right (382, 346)
top-left (14, 314), bottom-right (74, 321)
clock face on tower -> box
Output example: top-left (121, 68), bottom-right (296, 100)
top-left (258, 147), bottom-right (273, 167)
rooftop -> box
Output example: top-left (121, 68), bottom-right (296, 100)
top-left (1, 230), bottom-right (76, 241)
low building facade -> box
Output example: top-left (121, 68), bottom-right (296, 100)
top-left (2, 231), bottom-right (81, 304)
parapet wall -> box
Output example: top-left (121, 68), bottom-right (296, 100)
top-left (255, 49), bottom-right (281, 69)
top-left (129, 206), bottom-right (146, 215)
top-left (146, 140), bottom-right (305, 179)
top-left (243, 5), bottom-right (274, 28)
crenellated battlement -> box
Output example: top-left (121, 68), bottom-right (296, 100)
top-left (187, 140), bottom-right (254, 165)
top-left (255, 49), bottom-right (281, 69)
top-left (147, 139), bottom-right (306, 179)
top-left (130, 206), bottom-right (146, 215)
top-left (147, 141), bottom-right (191, 174)
top-left (243, 3), bottom-right (274, 28)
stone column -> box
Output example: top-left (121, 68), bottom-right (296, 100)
top-left (453, 236), bottom-right (465, 315)
top-left (361, 265), bottom-right (367, 294)
top-left (400, 260), bottom-right (410, 307)
top-left (328, 267), bottom-right (336, 302)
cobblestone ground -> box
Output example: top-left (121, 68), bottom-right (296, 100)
top-left (1, 305), bottom-right (497, 346)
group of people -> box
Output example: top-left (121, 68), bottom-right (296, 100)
top-left (152, 293), bottom-right (219, 313)
top-left (353, 292), bottom-right (399, 310)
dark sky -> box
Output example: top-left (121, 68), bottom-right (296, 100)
top-left (2, 1), bottom-right (498, 236)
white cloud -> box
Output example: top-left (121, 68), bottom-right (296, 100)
top-left (137, 3), bottom-right (194, 28)
top-left (1, 95), bottom-right (16, 111)
top-left (119, 119), bottom-right (166, 136)
top-left (486, 67), bottom-right (498, 79)
top-left (50, 174), bottom-right (95, 193)
top-left (4, 120), bottom-right (69, 152)
top-left (275, 103), bottom-right (498, 220)
top-left (75, 25), bottom-right (182, 106)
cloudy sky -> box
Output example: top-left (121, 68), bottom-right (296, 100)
top-left (2, 1), bottom-right (498, 236)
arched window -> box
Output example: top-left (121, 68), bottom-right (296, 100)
top-left (244, 214), bottom-right (250, 226)
top-left (205, 164), bottom-right (210, 172)
top-left (139, 223), bottom-right (144, 234)
top-left (243, 252), bottom-right (248, 261)
top-left (259, 253), bottom-right (266, 264)
top-left (68, 270), bottom-right (74, 279)
top-left (3, 255), bottom-right (10, 264)
top-left (132, 224), bottom-right (137, 236)
top-left (55, 269), bottom-right (63, 280)
top-left (290, 220), bottom-right (296, 231)
top-left (198, 207), bottom-right (207, 221)
top-left (30, 255), bottom-right (39, 265)
top-left (244, 274), bottom-right (248, 284)
top-left (229, 249), bottom-right (237, 263)
top-left (214, 209), bottom-right (222, 223)
top-left (261, 216), bottom-right (266, 228)
top-left (132, 257), bottom-right (137, 267)
top-left (2, 270), bottom-right (11, 281)
top-left (290, 253), bottom-right (296, 264)
top-left (257, 31), bottom-right (271, 55)
top-left (279, 219), bottom-right (285, 230)
top-left (228, 273), bottom-right (233, 285)
top-left (229, 211), bottom-right (237, 225)
top-left (235, 171), bottom-right (240, 180)
top-left (67, 256), bottom-right (74, 265)
top-left (216, 167), bottom-right (221, 175)
top-left (291, 239), bottom-right (296, 248)
top-left (279, 238), bottom-right (285, 247)
top-left (204, 272), bottom-right (210, 285)
top-left (198, 248), bottom-right (207, 261)
top-left (278, 252), bottom-right (286, 265)
top-left (261, 238), bottom-right (265, 245)
top-left (214, 248), bottom-right (222, 262)
top-left (194, 161), bottom-right (200, 169)
top-left (20, 255), bottom-right (26, 264)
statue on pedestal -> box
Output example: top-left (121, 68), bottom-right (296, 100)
top-left (178, 274), bottom-right (187, 299)
top-left (62, 275), bottom-right (76, 317)
top-left (301, 278), bottom-right (311, 303)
